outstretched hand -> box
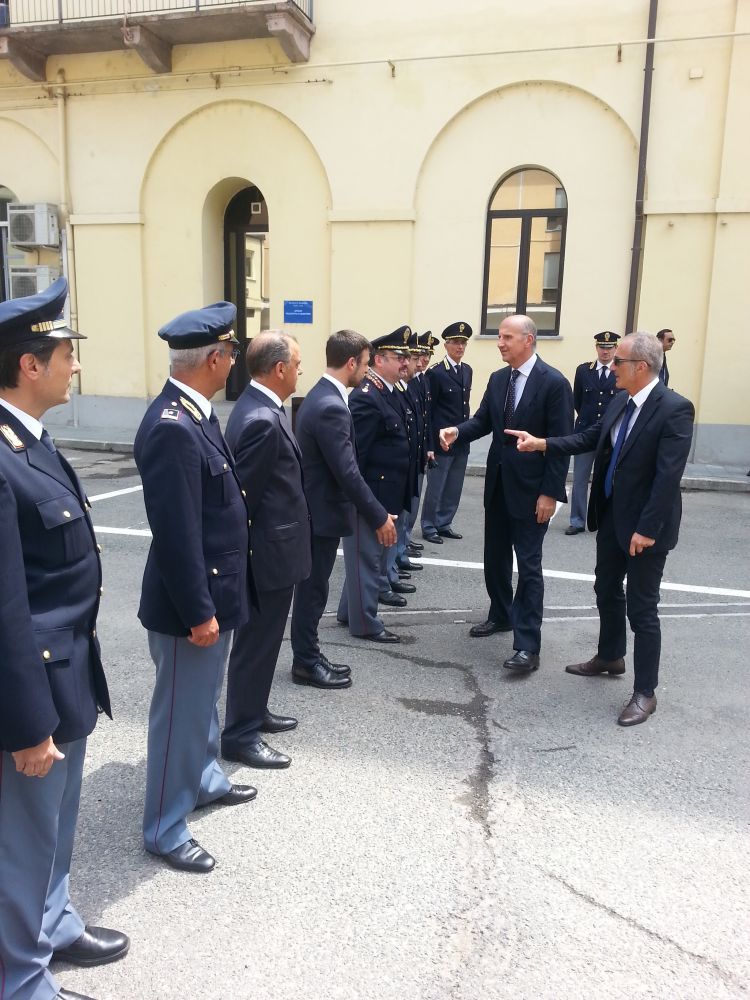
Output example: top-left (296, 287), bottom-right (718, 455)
top-left (504, 429), bottom-right (545, 452)
top-left (439, 427), bottom-right (458, 451)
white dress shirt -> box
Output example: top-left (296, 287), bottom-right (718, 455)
top-left (0, 397), bottom-right (44, 440)
top-left (510, 352), bottom-right (538, 408)
top-left (322, 372), bottom-right (349, 405)
top-left (168, 376), bottom-right (213, 419)
top-left (609, 376), bottom-right (660, 445)
top-left (250, 379), bottom-right (283, 409)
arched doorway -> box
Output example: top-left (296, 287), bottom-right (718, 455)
top-left (0, 185), bottom-right (18, 302)
top-left (224, 184), bottom-right (270, 399)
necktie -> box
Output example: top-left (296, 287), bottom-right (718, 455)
top-left (40, 429), bottom-right (56, 453)
top-left (604, 398), bottom-right (636, 499)
top-left (599, 366), bottom-right (607, 383)
top-left (209, 409), bottom-right (220, 426)
top-left (504, 369), bottom-right (521, 427)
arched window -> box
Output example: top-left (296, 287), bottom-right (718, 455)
top-left (481, 168), bottom-right (567, 337)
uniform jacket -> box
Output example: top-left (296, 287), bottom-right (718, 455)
top-left (0, 403), bottom-right (111, 753)
top-left (394, 381), bottom-right (419, 499)
top-left (225, 383), bottom-right (311, 592)
top-left (295, 377), bottom-right (387, 538)
top-left (406, 373), bottom-right (432, 470)
top-left (546, 381), bottom-right (694, 552)
top-left (135, 382), bottom-right (254, 636)
top-left (348, 370), bottom-right (412, 514)
top-left (456, 356), bottom-right (574, 517)
top-left (573, 361), bottom-right (621, 431)
top-left (427, 357), bottom-right (472, 453)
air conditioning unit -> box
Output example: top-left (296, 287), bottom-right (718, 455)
top-left (8, 203), bottom-right (60, 248)
top-left (9, 266), bottom-right (60, 299)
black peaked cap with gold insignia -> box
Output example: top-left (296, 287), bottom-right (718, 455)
top-left (442, 321), bottom-right (472, 341)
top-left (418, 331), bottom-right (439, 353)
top-left (593, 330), bottom-right (620, 345)
top-left (371, 326), bottom-right (412, 354)
top-left (0, 276), bottom-right (83, 349)
top-left (158, 301), bottom-right (239, 350)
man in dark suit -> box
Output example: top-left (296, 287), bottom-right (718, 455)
top-left (440, 315), bottom-right (573, 671)
top-left (421, 322), bottom-right (473, 543)
top-left (566, 331), bottom-right (621, 535)
top-left (656, 328), bottom-right (676, 386)
top-left (221, 332), bottom-right (315, 769)
top-left (136, 302), bottom-right (257, 874)
top-left (507, 332), bottom-right (694, 725)
top-left (337, 329), bottom-right (412, 643)
top-left (291, 330), bottom-right (397, 679)
top-left (0, 278), bottom-right (128, 1000)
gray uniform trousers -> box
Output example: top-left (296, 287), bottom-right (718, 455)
top-left (420, 444), bottom-right (469, 535)
top-left (385, 507), bottom-right (411, 590)
top-left (0, 738), bottom-right (86, 1000)
top-left (406, 472), bottom-right (425, 542)
top-left (569, 450), bottom-right (596, 529)
top-left (142, 630), bottom-right (233, 856)
top-left (337, 512), bottom-right (387, 637)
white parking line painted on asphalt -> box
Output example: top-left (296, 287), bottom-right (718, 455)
top-left (94, 529), bottom-right (750, 599)
top-left (89, 485), bottom-right (144, 502)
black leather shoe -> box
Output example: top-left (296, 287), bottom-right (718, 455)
top-left (391, 581), bottom-right (416, 594)
top-left (408, 541), bottom-right (424, 551)
top-left (53, 926), bottom-right (129, 967)
top-left (503, 650), bottom-right (540, 672)
top-left (437, 528), bottom-right (463, 539)
top-left (58, 990), bottom-right (97, 1000)
top-left (320, 652), bottom-right (351, 676)
top-left (293, 661), bottom-right (352, 689)
top-left (379, 590), bottom-right (407, 607)
top-left (422, 532), bottom-right (443, 544)
top-left (213, 783), bottom-right (258, 804)
top-left (161, 839), bottom-right (215, 873)
top-left (398, 570), bottom-right (412, 580)
top-left (397, 559), bottom-right (423, 571)
top-left (260, 710), bottom-right (298, 733)
top-left (223, 740), bottom-right (290, 769)
top-left (365, 629), bottom-right (400, 643)
top-left (469, 619), bottom-right (513, 638)
top-left (565, 525), bottom-right (585, 536)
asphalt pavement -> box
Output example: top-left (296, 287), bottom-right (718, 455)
top-left (53, 449), bottom-right (749, 1000)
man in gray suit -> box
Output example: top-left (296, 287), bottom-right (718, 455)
top-left (291, 330), bottom-right (397, 679)
top-left (221, 332), bottom-right (315, 769)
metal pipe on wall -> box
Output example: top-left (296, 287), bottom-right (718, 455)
top-left (625, 0), bottom-right (659, 334)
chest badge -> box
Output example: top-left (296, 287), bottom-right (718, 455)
top-left (0, 424), bottom-right (25, 451)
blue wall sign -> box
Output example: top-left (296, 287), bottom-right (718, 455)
top-left (284, 300), bottom-right (313, 324)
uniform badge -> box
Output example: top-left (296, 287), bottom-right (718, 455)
top-left (179, 396), bottom-right (203, 423)
top-left (161, 408), bottom-right (180, 421)
top-left (0, 424), bottom-right (25, 451)
top-left (459, 323), bottom-right (465, 333)
top-left (403, 328), bottom-right (411, 344)
top-left (362, 384), bottom-right (370, 393)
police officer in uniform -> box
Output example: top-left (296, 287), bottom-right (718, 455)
top-left (566, 331), bottom-right (621, 535)
top-left (0, 277), bottom-right (128, 1000)
top-left (337, 329), bottom-right (412, 643)
top-left (404, 331), bottom-right (438, 559)
top-left (421, 321), bottom-right (473, 543)
top-left (135, 302), bottom-right (257, 874)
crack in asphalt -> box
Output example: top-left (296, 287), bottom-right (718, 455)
top-left (535, 864), bottom-right (747, 992)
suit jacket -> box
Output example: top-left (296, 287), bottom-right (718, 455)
top-left (295, 377), bottom-right (387, 538)
top-left (659, 356), bottom-right (670, 387)
top-left (427, 357), bottom-right (472, 453)
top-left (135, 382), bottom-right (254, 635)
top-left (225, 383), bottom-right (311, 591)
top-left (348, 370), bottom-right (411, 514)
top-left (456, 356), bottom-right (574, 517)
top-left (573, 361), bottom-right (621, 431)
top-left (0, 403), bottom-right (110, 753)
top-left (546, 381), bottom-right (694, 552)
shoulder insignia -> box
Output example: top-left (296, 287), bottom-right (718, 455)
top-left (396, 382), bottom-right (405, 392)
top-left (161, 408), bottom-right (181, 421)
top-left (0, 424), bottom-right (25, 451)
top-left (444, 358), bottom-right (450, 370)
top-left (362, 384), bottom-right (370, 393)
top-left (179, 396), bottom-right (203, 423)
top-left (365, 372), bottom-right (384, 390)
top-left (589, 361), bottom-right (596, 370)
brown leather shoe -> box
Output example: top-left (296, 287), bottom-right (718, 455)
top-left (565, 655), bottom-right (625, 676)
top-left (617, 692), bottom-right (657, 727)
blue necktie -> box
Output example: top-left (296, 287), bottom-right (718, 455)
top-left (604, 399), bottom-right (636, 499)
top-left (40, 429), bottom-right (57, 453)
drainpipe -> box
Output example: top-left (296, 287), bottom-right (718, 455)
top-left (625, 0), bottom-right (658, 334)
top-left (54, 67), bottom-right (80, 424)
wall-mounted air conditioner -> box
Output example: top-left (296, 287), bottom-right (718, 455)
top-left (9, 266), bottom-right (60, 299)
top-left (8, 203), bottom-right (60, 248)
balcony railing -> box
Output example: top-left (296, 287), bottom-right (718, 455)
top-left (3, 0), bottom-right (313, 26)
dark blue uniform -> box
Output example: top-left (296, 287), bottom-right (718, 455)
top-left (136, 381), bottom-right (254, 857)
top-left (338, 370), bottom-right (411, 637)
top-left (421, 356), bottom-right (472, 537)
top-left (569, 361), bottom-right (621, 530)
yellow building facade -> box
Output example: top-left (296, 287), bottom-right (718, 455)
top-left (0, 0), bottom-right (748, 464)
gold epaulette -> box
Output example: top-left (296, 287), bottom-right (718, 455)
top-left (364, 371), bottom-right (384, 390)
top-left (0, 424), bottom-right (25, 451)
top-left (179, 396), bottom-right (203, 423)
top-left (589, 361), bottom-right (596, 370)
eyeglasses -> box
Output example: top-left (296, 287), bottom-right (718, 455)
top-left (214, 347), bottom-right (239, 362)
top-left (612, 356), bottom-right (647, 366)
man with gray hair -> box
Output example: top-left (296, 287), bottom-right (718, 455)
top-left (135, 302), bottom-right (258, 874)
top-left (221, 331), bottom-right (314, 771)
top-left (506, 332), bottom-right (694, 726)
